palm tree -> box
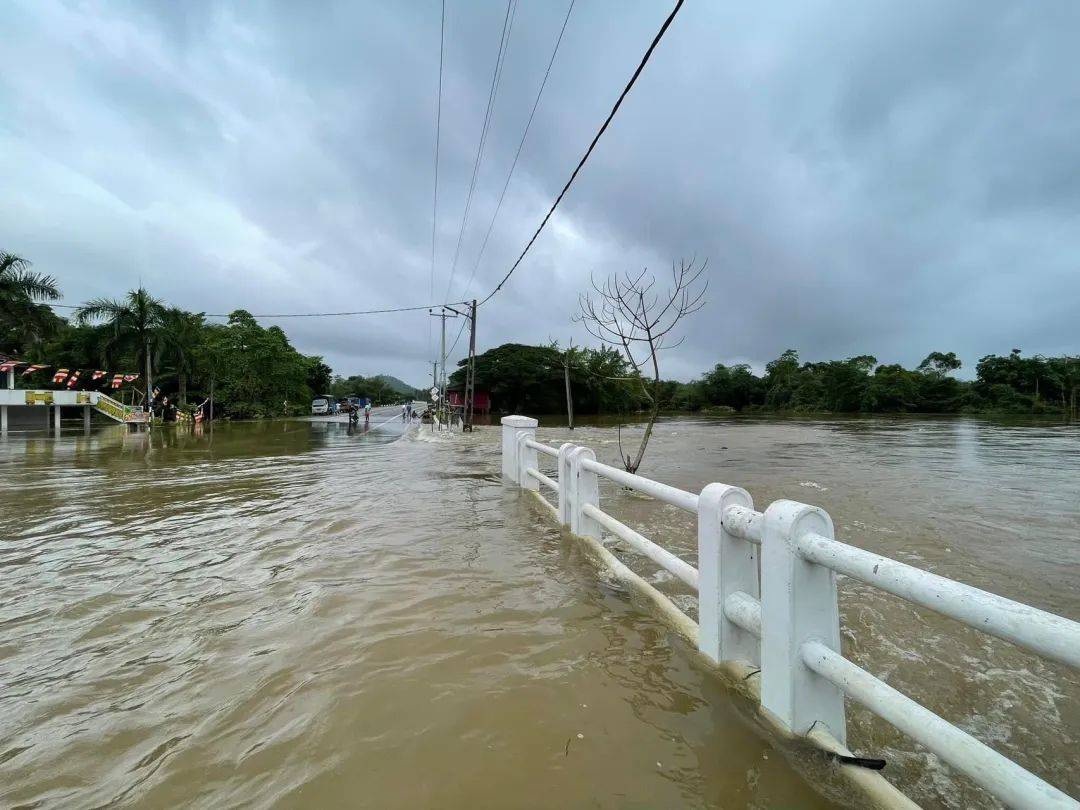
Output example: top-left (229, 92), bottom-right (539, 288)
top-left (75, 287), bottom-right (165, 405)
top-left (159, 307), bottom-right (205, 406)
top-left (0, 252), bottom-right (62, 354)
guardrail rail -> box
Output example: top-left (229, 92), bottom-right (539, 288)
top-left (500, 415), bottom-right (1080, 810)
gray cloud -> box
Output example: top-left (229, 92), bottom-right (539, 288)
top-left (2, 0), bottom-right (1077, 386)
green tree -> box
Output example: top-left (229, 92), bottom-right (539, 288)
top-left (862, 364), bottom-right (918, 411)
top-left (159, 307), bottom-right (205, 406)
top-left (305, 357), bottom-right (333, 399)
top-left (75, 287), bottom-right (166, 405)
top-left (0, 252), bottom-right (62, 355)
top-left (198, 311), bottom-right (312, 418)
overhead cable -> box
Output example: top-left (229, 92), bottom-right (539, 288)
top-left (460, 0), bottom-right (576, 302)
top-left (478, 0), bottom-right (686, 307)
top-left (442, 0), bottom-right (518, 303)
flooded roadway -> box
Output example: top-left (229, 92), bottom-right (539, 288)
top-left (0, 414), bottom-right (1077, 808)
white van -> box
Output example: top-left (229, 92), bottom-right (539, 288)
top-left (311, 397), bottom-right (331, 415)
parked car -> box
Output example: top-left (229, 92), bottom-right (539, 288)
top-left (311, 397), bottom-right (331, 415)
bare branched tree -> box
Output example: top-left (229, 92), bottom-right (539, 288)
top-left (574, 258), bottom-right (707, 473)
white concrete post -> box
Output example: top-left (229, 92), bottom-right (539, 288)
top-left (1, 405), bottom-right (7, 435)
top-left (83, 404), bottom-right (91, 431)
top-left (500, 415), bottom-right (537, 483)
top-left (698, 483), bottom-right (758, 666)
top-left (53, 404), bottom-right (61, 433)
top-left (517, 433), bottom-right (539, 492)
top-left (568, 447), bottom-right (601, 539)
top-left (556, 443), bottom-right (576, 526)
top-left (5, 369), bottom-right (13, 389)
top-left (760, 499), bottom-right (846, 744)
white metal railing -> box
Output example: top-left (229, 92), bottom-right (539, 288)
top-left (500, 416), bottom-right (1080, 810)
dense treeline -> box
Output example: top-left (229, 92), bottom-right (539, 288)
top-left (1, 252), bottom-right (332, 418)
top-left (449, 343), bottom-right (647, 414)
top-left (680, 349), bottom-right (1080, 415)
top-left (454, 343), bottom-right (1080, 417)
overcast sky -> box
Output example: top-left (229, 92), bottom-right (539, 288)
top-left (2, 1), bottom-right (1078, 386)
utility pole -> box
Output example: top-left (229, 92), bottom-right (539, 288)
top-left (428, 308), bottom-right (459, 429)
top-left (564, 340), bottom-right (574, 430)
top-left (463, 299), bottom-right (477, 432)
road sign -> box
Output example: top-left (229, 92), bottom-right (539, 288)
top-left (429, 386), bottom-right (439, 398)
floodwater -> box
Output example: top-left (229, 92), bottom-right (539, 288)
top-left (0, 413), bottom-right (1077, 808)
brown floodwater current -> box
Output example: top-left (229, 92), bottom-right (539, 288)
top-left (1, 412), bottom-right (1077, 808)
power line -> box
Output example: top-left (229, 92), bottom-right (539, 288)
top-left (445, 315), bottom-right (469, 358)
top-left (478, 0), bottom-right (686, 307)
top-left (442, 0), bottom-right (517, 304)
top-left (429, 0), bottom-right (446, 360)
top-left (47, 301), bottom-right (472, 319)
top-left (460, 0), bottom-right (576, 302)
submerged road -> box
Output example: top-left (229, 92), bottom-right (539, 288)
top-left (305, 403), bottom-right (426, 437)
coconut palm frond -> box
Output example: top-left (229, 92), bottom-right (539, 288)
top-left (74, 297), bottom-right (127, 326)
top-left (7, 269), bottom-right (61, 302)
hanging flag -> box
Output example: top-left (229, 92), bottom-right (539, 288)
top-left (22, 364), bottom-right (48, 376)
top-left (111, 373), bottom-right (123, 389)
top-left (92, 370), bottom-right (106, 381)
top-left (66, 371), bottom-right (81, 389)
top-left (53, 368), bottom-right (70, 384)
top-left (0, 360), bottom-right (19, 373)
top-left (124, 373), bottom-right (139, 383)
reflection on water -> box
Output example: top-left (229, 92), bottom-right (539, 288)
top-left (1, 417), bottom-right (832, 809)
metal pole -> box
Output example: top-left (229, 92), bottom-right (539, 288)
top-left (464, 299), bottom-right (477, 432)
top-left (564, 343), bottom-right (574, 430)
top-left (145, 337), bottom-right (152, 416)
top-left (440, 308), bottom-right (447, 428)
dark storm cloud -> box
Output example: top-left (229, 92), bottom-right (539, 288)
top-left (2, 0), bottom-right (1077, 385)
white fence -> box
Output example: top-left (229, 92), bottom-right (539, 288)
top-left (501, 416), bottom-right (1080, 810)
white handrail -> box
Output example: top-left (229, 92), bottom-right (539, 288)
top-left (721, 504), bottom-right (763, 544)
top-left (525, 438), bottom-right (558, 458)
top-left (802, 641), bottom-right (1076, 810)
top-left (797, 532), bottom-right (1080, 669)
top-left (582, 503), bottom-right (698, 589)
top-left (526, 467), bottom-right (559, 492)
top-left (580, 457), bottom-right (699, 513)
top-left (500, 416), bottom-right (1080, 808)
top-left (723, 590), bottom-right (762, 637)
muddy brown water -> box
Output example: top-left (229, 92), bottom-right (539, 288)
top-left (1, 413), bottom-right (1077, 808)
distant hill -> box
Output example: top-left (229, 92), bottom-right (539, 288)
top-left (374, 374), bottom-right (420, 396)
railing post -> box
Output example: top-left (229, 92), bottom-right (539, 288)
top-left (568, 447), bottom-right (601, 539)
top-left (500, 415), bottom-right (537, 483)
top-left (697, 484), bottom-right (757, 666)
top-left (760, 499), bottom-right (846, 744)
top-left (557, 443), bottom-right (576, 526)
top-left (518, 433), bottom-right (539, 491)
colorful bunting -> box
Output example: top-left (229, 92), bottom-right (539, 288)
top-left (0, 360), bottom-right (18, 373)
top-left (92, 370), bottom-right (106, 381)
top-left (111, 374), bottom-right (123, 389)
top-left (53, 368), bottom-right (69, 384)
top-left (124, 373), bottom-right (140, 383)
top-left (22, 364), bottom-right (48, 376)
top-left (66, 371), bottom-right (81, 389)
